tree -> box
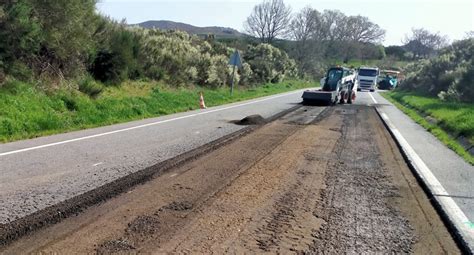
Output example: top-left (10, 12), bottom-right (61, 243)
top-left (403, 28), bottom-right (449, 58)
top-left (29, 0), bottom-right (100, 77)
top-left (0, 0), bottom-right (42, 78)
top-left (464, 31), bottom-right (474, 39)
top-left (289, 6), bottom-right (319, 42)
top-left (288, 7), bottom-right (323, 76)
top-left (90, 25), bottom-right (143, 83)
top-left (385, 45), bottom-right (407, 60)
top-left (319, 10), bottom-right (345, 41)
top-left (345, 15), bottom-right (385, 43)
top-left (244, 0), bottom-right (292, 44)
top-left (318, 10), bottom-right (385, 61)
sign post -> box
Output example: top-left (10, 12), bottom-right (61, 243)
top-left (229, 49), bottom-right (242, 96)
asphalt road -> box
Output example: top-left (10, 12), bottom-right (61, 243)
top-left (2, 102), bottom-right (458, 254)
top-left (374, 92), bottom-right (473, 219)
top-left (0, 90), bottom-right (307, 224)
top-left (1, 88), bottom-right (472, 251)
top-left (370, 91), bottom-right (474, 250)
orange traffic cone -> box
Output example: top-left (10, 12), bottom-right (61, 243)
top-left (199, 92), bottom-right (207, 109)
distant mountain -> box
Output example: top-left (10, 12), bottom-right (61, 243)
top-left (134, 20), bottom-right (246, 38)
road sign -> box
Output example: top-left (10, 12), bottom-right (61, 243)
top-left (229, 50), bottom-right (242, 96)
top-left (229, 50), bottom-right (242, 67)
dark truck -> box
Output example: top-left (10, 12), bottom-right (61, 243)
top-left (377, 70), bottom-right (401, 90)
top-left (302, 66), bottom-right (357, 105)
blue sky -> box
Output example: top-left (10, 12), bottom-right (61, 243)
top-left (97, 0), bottom-right (474, 46)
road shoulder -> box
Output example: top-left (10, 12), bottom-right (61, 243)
top-left (372, 92), bottom-right (474, 253)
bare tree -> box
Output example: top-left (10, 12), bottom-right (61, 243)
top-left (403, 28), bottom-right (449, 58)
top-left (288, 7), bottom-right (322, 75)
top-left (345, 15), bottom-right (385, 43)
top-left (319, 10), bottom-right (345, 41)
top-left (464, 31), bottom-right (474, 39)
top-left (244, 0), bottom-right (291, 43)
top-left (289, 6), bottom-right (319, 41)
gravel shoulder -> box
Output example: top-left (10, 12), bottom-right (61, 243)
top-left (1, 105), bottom-right (459, 254)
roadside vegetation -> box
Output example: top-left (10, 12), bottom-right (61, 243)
top-left (2, 0), bottom-right (464, 144)
top-left (398, 38), bottom-right (474, 103)
top-left (383, 92), bottom-right (474, 165)
top-left (0, 0), bottom-right (391, 142)
top-left (385, 37), bottom-right (474, 164)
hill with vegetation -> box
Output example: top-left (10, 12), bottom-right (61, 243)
top-left (135, 20), bottom-right (246, 38)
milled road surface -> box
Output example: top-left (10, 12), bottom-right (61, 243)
top-left (1, 104), bottom-right (459, 254)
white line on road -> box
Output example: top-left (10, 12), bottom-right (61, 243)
top-left (372, 93), bottom-right (474, 249)
top-left (0, 90), bottom-right (303, 157)
top-left (369, 92), bottom-right (378, 104)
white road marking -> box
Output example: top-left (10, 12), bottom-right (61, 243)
top-left (369, 92), bottom-right (378, 104)
top-left (93, 162), bottom-right (103, 167)
top-left (0, 90), bottom-right (303, 157)
top-left (374, 93), bottom-right (474, 248)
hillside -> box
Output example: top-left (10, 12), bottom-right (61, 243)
top-left (134, 20), bottom-right (246, 38)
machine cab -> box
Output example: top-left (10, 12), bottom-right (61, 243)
top-left (322, 67), bottom-right (352, 92)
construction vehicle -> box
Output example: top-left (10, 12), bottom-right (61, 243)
top-left (357, 67), bottom-right (379, 92)
top-left (302, 66), bottom-right (357, 105)
top-left (378, 70), bottom-right (401, 90)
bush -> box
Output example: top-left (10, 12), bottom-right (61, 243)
top-left (399, 38), bottom-right (474, 103)
top-left (89, 24), bottom-right (143, 84)
top-left (1, 2), bottom-right (302, 91)
top-left (78, 76), bottom-right (104, 98)
top-left (239, 63), bottom-right (253, 86)
top-left (244, 44), bottom-right (297, 84)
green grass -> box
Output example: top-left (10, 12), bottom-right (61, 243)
top-left (0, 79), bottom-right (315, 143)
top-left (382, 91), bottom-right (474, 165)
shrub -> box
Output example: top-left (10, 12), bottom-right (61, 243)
top-left (239, 63), bottom-right (253, 86)
top-left (89, 25), bottom-right (143, 84)
top-left (78, 76), bottom-right (104, 98)
top-left (399, 38), bottom-right (474, 103)
top-left (244, 43), bottom-right (297, 84)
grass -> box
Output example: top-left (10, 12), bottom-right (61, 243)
top-left (382, 91), bottom-right (474, 165)
top-left (0, 79), bottom-right (315, 143)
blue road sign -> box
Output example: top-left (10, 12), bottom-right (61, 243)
top-left (229, 50), bottom-right (242, 67)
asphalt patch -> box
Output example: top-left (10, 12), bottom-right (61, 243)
top-left (126, 215), bottom-right (160, 235)
top-left (96, 239), bottom-right (135, 254)
top-left (162, 201), bottom-right (193, 211)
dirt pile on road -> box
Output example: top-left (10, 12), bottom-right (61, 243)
top-left (234, 114), bottom-right (266, 125)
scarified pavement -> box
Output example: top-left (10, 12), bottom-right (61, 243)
top-left (1, 105), bottom-right (459, 254)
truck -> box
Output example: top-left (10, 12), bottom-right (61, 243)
top-left (357, 67), bottom-right (379, 92)
top-left (377, 70), bottom-right (401, 90)
top-left (302, 66), bottom-right (357, 105)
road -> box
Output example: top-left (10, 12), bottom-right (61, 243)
top-left (370, 91), bottom-right (474, 250)
top-left (0, 89), bottom-right (305, 224)
top-left (1, 95), bottom-right (459, 254)
top-left (0, 89), bottom-right (470, 253)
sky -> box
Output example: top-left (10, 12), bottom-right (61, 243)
top-left (96, 0), bottom-right (474, 46)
